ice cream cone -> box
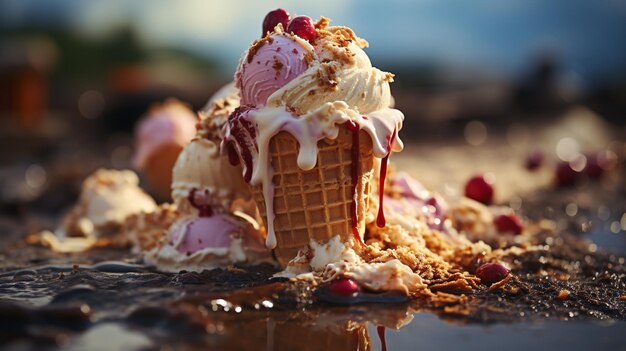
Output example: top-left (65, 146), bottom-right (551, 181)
top-left (144, 143), bottom-right (183, 201)
top-left (133, 98), bottom-right (197, 201)
top-left (251, 124), bottom-right (374, 265)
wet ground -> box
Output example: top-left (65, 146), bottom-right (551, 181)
top-left (0, 226), bottom-right (625, 350)
top-left (1, 107), bottom-right (626, 350)
top-left (2, 168), bottom-right (626, 350)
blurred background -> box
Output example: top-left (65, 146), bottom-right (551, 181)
top-left (1, 0), bottom-right (625, 241)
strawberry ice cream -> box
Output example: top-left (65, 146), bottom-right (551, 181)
top-left (170, 215), bottom-right (236, 253)
top-left (143, 188), bottom-right (270, 272)
top-left (236, 34), bottom-right (312, 106)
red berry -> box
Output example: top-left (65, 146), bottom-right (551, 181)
top-left (464, 175), bottom-right (494, 205)
top-left (555, 161), bottom-right (580, 187)
top-left (494, 213), bottom-right (523, 234)
top-left (584, 156), bottom-right (603, 179)
top-left (328, 278), bottom-right (358, 296)
top-left (525, 149), bottom-right (544, 171)
top-left (262, 8), bottom-right (290, 36)
top-left (476, 262), bottom-right (509, 285)
top-left (287, 16), bottom-right (317, 42)
top-left (585, 150), bottom-right (617, 179)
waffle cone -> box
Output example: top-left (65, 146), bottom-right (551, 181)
top-left (252, 124), bottom-right (374, 266)
top-left (144, 143), bottom-right (183, 201)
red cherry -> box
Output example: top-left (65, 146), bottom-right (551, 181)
top-left (476, 262), bottom-right (509, 285)
top-left (262, 8), bottom-right (290, 36)
top-left (494, 213), bottom-right (523, 235)
top-left (555, 161), bottom-right (581, 187)
top-left (328, 278), bottom-right (358, 296)
top-left (464, 175), bottom-right (494, 205)
top-left (525, 149), bottom-right (544, 171)
top-left (287, 16), bottom-right (317, 42)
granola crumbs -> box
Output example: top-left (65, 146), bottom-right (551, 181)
top-left (246, 35), bottom-right (275, 64)
top-left (557, 289), bottom-right (570, 300)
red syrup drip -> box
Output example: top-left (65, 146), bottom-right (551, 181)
top-left (226, 142), bottom-right (240, 166)
top-left (376, 128), bottom-right (397, 228)
top-left (377, 326), bottom-right (387, 351)
top-left (377, 154), bottom-right (389, 227)
top-left (346, 121), bottom-right (365, 247)
top-left (227, 106), bottom-right (257, 183)
top-left (187, 188), bottom-right (213, 217)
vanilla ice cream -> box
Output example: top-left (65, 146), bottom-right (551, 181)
top-left (171, 138), bottom-right (250, 214)
top-left (60, 169), bottom-right (157, 237)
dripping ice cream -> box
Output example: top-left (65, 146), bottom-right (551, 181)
top-left (223, 14), bottom-right (404, 265)
top-left (38, 9), bottom-right (537, 300)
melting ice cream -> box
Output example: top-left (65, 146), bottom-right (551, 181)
top-left (224, 17), bottom-right (404, 254)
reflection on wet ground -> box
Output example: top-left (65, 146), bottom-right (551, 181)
top-left (0, 239), bottom-right (625, 351)
top-left (371, 314), bottom-right (626, 351)
top-left (2, 274), bottom-right (625, 351)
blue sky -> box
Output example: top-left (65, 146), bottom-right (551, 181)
top-left (2, 0), bottom-right (626, 84)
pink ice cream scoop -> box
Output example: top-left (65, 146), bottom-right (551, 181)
top-left (133, 100), bottom-right (197, 170)
top-left (236, 34), bottom-right (311, 106)
top-left (171, 214), bottom-right (241, 254)
top-left (169, 189), bottom-right (243, 254)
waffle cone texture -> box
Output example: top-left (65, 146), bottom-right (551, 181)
top-left (251, 124), bottom-right (374, 266)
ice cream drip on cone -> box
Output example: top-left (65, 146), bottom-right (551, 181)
top-left (246, 125), bottom-right (376, 266)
